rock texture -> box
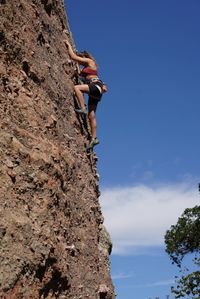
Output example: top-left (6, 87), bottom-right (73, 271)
top-left (0, 1), bottom-right (114, 298)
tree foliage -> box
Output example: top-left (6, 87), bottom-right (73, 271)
top-left (165, 205), bottom-right (200, 298)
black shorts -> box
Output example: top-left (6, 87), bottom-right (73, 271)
top-left (88, 82), bottom-right (103, 106)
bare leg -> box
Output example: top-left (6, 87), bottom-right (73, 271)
top-left (88, 104), bottom-right (97, 139)
top-left (74, 84), bottom-right (89, 110)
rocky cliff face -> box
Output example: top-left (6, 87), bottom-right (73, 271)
top-left (0, 1), bottom-right (114, 298)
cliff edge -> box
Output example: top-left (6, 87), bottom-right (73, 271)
top-left (0, 1), bottom-right (114, 298)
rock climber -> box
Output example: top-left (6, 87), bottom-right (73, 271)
top-left (64, 39), bottom-right (107, 150)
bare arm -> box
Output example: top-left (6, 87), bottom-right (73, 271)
top-left (76, 63), bottom-right (80, 74)
top-left (64, 40), bottom-right (90, 65)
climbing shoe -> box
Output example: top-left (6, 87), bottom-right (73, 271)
top-left (87, 138), bottom-right (100, 150)
top-left (74, 108), bottom-right (87, 115)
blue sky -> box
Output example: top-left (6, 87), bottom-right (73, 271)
top-left (65, 1), bottom-right (200, 298)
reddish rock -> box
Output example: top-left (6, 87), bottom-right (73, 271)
top-left (0, 0), bottom-right (115, 298)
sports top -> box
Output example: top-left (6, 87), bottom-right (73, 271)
top-left (80, 67), bottom-right (98, 77)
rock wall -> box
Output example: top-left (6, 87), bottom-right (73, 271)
top-left (0, 1), bottom-right (115, 298)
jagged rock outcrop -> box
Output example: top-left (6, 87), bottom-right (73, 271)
top-left (0, 1), bottom-right (115, 298)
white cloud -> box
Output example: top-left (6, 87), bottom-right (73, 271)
top-left (100, 182), bottom-right (199, 255)
top-left (144, 278), bottom-right (175, 287)
top-left (112, 272), bottom-right (134, 280)
top-left (125, 278), bottom-right (175, 289)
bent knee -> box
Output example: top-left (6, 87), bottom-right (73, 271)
top-left (88, 112), bottom-right (96, 121)
top-left (74, 85), bottom-right (80, 91)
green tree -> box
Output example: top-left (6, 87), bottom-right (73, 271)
top-left (165, 205), bottom-right (200, 298)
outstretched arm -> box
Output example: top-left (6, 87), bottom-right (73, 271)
top-left (64, 40), bottom-right (90, 65)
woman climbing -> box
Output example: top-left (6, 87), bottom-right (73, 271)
top-left (64, 39), bottom-right (107, 150)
